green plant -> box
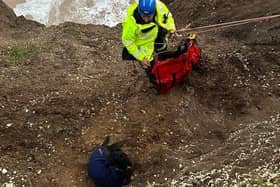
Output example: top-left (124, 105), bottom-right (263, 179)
top-left (8, 43), bottom-right (34, 62)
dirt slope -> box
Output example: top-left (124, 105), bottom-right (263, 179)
top-left (0, 0), bottom-right (280, 186)
top-left (0, 0), bottom-right (17, 29)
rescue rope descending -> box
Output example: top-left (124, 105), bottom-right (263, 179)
top-left (156, 15), bottom-right (280, 54)
top-left (175, 14), bottom-right (280, 34)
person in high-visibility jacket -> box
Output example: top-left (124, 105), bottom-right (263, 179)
top-left (122, 0), bottom-right (176, 72)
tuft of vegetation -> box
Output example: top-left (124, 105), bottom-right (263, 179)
top-left (8, 43), bottom-right (35, 62)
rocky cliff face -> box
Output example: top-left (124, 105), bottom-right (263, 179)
top-left (0, 0), bottom-right (17, 29)
top-left (0, 0), bottom-right (279, 186)
top-left (0, 0), bottom-right (43, 41)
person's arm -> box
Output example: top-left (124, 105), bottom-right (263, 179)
top-left (122, 17), bottom-right (147, 62)
top-left (156, 1), bottom-right (176, 31)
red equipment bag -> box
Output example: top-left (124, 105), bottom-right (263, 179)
top-left (151, 37), bottom-right (201, 94)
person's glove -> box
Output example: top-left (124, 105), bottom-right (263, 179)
top-left (141, 58), bottom-right (150, 69)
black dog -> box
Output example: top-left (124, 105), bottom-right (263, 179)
top-left (88, 137), bottom-right (133, 187)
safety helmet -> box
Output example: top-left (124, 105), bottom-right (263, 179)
top-left (138, 0), bottom-right (156, 17)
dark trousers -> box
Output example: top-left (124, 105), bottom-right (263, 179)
top-left (122, 47), bottom-right (137, 61)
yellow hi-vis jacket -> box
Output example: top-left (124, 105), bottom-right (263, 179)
top-left (122, 0), bottom-right (176, 62)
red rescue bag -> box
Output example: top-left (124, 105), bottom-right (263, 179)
top-left (151, 38), bottom-right (201, 94)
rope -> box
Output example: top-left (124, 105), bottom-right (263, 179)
top-left (154, 14), bottom-right (280, 48)
top-left (195, 21), bottom-right (252, 34)
top-left (176, 14), bottom-right (280, 34)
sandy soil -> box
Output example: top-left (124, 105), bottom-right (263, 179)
top-left (0, 0), bottom-right (280, 186)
